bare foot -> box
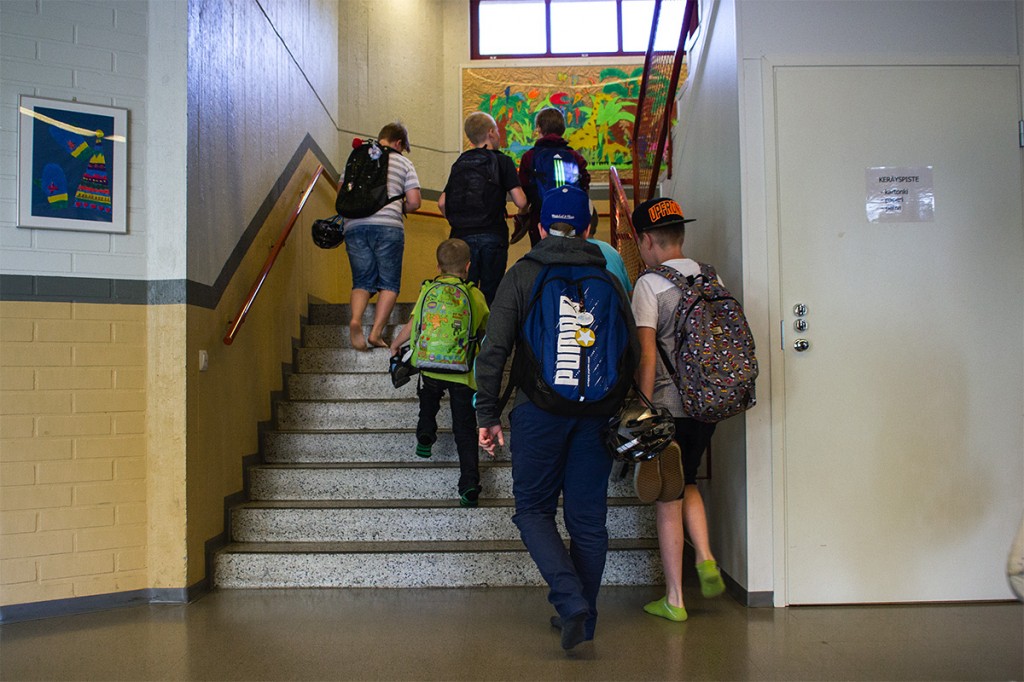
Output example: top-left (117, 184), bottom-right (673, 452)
top-left (368, 336), bottom-right (389, 349)
top-left (349, 321), bottom-right (368, 351)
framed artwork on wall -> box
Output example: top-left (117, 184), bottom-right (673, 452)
top-left (17, 96), bottom-right (128, 233)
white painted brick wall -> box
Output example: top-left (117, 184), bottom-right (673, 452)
top-left (0, 0), bottom-right (174, 281)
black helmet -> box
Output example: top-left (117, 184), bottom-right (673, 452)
top-left (312, 215), bottom-right (345, 249)
top-left (389, 343), bottom-right (418, 388)
top-left (603, 392), bottom-right (675, 463)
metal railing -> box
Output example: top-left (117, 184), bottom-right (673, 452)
top-left (223, 164), bottom-right (337, 345)
top-left (223, 165), bottom-right (446, 345)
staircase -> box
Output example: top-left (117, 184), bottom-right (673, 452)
top-left (214, 302), bottom-right (662, 588)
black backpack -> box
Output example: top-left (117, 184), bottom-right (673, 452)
top-left (443, 149), bottom-right (502, 230)
top-left (335, 139), bottom-right (405, 219)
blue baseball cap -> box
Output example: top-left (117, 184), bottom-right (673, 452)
top-left (541, 186), bottom-right (591, 234)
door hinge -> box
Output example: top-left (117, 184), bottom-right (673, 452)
top-left (1019, 120), bottom-right (1024, 148)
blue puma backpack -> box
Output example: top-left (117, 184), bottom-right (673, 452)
top-left (510, 263), bottom-right (637, 417)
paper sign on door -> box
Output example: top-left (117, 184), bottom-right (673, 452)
top-left (865, 166), bottom-right (934, 223)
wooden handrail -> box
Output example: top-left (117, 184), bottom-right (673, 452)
top-left (223, 164), bottom-right (337, 345)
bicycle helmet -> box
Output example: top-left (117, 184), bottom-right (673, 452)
top-left (389, 343), bottom-right (418, 388)
top-left (311, 215), bottom-right (345, 249)
top-left (603, 393), bottom-right (675, 463)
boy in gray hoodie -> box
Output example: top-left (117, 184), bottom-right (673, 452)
top-left (476, 186), bottom-right (638, 653)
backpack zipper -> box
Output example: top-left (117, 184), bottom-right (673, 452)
top-left (577, 281), bottom-right (587, 401)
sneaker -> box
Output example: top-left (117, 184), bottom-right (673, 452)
top-left (459, 486), bottom-right (479, 507)
top-left (696, 560), bottom-right (726, 598)
top-left (415, 435), bottom-right (433, 459)
top-left (657, 441), bottom-right (685, 502)
top-left (643, 596), bottom-right (688, 622)
top-left (559, 611), bottom-right (588, 650)
top-left (633, 457), bottom-right (662, 504)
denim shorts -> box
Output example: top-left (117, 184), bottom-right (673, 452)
top-left (345, 224), bottom-right (404, 294)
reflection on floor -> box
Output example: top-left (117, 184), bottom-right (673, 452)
top-left (2, 586), bottom-right (1021, 680)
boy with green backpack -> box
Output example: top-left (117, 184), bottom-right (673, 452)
top-left (389, 239), bottom-right (490, 507)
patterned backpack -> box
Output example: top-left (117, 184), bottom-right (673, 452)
top-left (411, 278), bottom-right (477, 374)
top-left (648, 264), bottom-right (758, 423)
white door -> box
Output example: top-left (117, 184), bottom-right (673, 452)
top-left (775, 65), bottom-right (1023, 604)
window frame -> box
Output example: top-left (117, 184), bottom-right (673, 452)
top-left (470, 0), bottom-right (654, 60)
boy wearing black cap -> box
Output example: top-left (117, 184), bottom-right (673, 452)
top-left (630, 197), bottom-right (727, 622)
top-left (476, 185), bottom-right (638, 652)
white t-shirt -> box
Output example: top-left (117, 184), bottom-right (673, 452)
top-left (631, 258), bottom-right (717, 416)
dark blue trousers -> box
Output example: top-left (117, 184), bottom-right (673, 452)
top-left (509, 400), bottom-right (612, 638)
top-left (461, 232), bottom-right (508, 306)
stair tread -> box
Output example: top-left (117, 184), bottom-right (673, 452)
top-left (220, 538), bottom-right (660, 554)
top-left (249, 461), bottom-right (510, 471)
top-left (234, 497), bottom-right (645, 510)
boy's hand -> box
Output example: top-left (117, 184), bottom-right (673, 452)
top-left (478, 425), bottom-right (504, 458)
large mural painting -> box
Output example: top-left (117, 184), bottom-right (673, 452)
top-left (462, 64), bottom-right (651, 177)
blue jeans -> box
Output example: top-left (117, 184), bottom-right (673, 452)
top-left (461, 233), bottom-right (508, 306)
top-left (345, 224), bottom-right (404, 294)
top-left (509, 400), bottom-right (613, 638)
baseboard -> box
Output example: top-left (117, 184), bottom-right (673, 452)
top-left (0, 586), bottom-right (200, 624)
top-left (722, 568), bottom-right (773, 607)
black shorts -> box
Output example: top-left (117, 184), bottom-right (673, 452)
top-left (674, 417), bottom-right (716, 486)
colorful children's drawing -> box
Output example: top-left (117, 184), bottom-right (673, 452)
top-left (31, 106), bottom-right (116, 223)
top-left (461, 64), bottom-right (679, 173)
top-left (18, 96), bottom-right (127, 233)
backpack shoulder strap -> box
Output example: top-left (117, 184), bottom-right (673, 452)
top-left (376, 145), bottom-right (408, 208)
top-left (640, 265), bottom-right (687, 379)
top-left (642, 264), bottom-right (693, 289)
top-left (697, 262), bottom-right (718, 283)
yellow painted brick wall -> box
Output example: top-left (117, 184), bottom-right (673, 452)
top-left (0, 301), bottom-right (149, 606)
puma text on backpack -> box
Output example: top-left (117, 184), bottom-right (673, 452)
top-left (412, 278), bottom-right (477, 374)
top-left (510, 264), bottom-right (637, 417)
top-left (530, 147), bottom-right (581, 211)
top-left (444, 149), bottom-right (502, 230)
top-left (335, 139), bottom-right (405, 219)
top-left (649, 264), bottom-right (758, 423)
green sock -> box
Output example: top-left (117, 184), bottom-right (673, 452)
top-left (415, 443), bottom-right (432, 458)
top-left (643, 596), bottom-right (687, 622)
top-left (696, 560), bottom-right (726, 598)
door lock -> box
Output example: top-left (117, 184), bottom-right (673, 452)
top-left (794, 339), bottom-right (810, 352)
top-left (793, 319), bottom-right (808, 332)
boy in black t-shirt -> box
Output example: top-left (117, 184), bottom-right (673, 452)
top-left (439, 112), bottom-right (528, 305)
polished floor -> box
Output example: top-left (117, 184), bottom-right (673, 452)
top-left (1, 583), bottom-right (1021, 681)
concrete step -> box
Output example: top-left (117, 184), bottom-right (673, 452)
top-left (276, 399), bottom-right (420, 430)
top-left (213, 539), bottom-right (663, 588)
top-left (274, 399), bottom-right (513, 431)
top-left (261, 429), bottom-right (513, 463)
top-left (229, 499), bottom-right (656, 543)
top-left (288, 371), bottom-right (416, 400)
top-left (302, 323), bottom-right (408, 349)
top-left (308, 303), bottom-right (415, 326)
top-left (296, 348), bottom-right (396, 374)
top-left (247, 462), bottom-right (636, 501)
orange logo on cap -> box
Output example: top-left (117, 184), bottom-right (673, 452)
top-left (647, 200), bottom-right (684, 223)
